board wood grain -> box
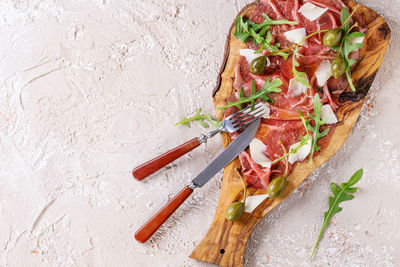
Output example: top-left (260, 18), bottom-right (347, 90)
top-left (190, 1), bottom-right (390, 266)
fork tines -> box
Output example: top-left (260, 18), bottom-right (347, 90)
top-left (229, 102), bottom-right (265, 130)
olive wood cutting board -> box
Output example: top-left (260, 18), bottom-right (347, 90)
top-left (189, 1), bottom-right (390, 266)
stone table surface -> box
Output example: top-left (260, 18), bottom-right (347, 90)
top-left (0, 0), bottom-right (399, 266)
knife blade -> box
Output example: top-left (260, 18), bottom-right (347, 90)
top-left (192, 117), bottom-right (260, 187)
top-left (134, 118), bottom-right (260, 243)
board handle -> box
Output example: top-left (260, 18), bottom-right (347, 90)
top-left (134, 185), bottom-right (194, 243)
top-left (132, 138), bottom-right (201, 180)
top-left (190, 197), bottom-right (274, 267)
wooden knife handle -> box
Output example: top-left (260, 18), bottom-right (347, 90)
top-left (134, 185), bottom-right (194, 243)
top-left (132, 138), bottom-right (201, 180)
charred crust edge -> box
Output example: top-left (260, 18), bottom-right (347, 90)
top-left (339, 71), bottom-right (377, 102)
top-left (377, 22), bottom-right (391, 40)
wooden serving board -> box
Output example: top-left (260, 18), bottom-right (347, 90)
top-left (190, 1), bottom-right (390, 266)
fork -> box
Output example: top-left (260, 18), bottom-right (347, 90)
top-left (132, 102), bottom-right (265, 180)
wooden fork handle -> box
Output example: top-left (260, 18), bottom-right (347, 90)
top-left (132, 137), bottom-right (201, 180)
top-left (134, 185), bottom-right (194, 243)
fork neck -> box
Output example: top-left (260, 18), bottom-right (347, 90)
top-left (207, 129), bottom-right (221, 139)
top-left (197, 129), bottom-right (220, 144)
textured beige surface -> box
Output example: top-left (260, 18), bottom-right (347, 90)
top-left (0, 0), bottom-right (399, 266)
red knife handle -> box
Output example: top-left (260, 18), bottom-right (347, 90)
top-left (132, 137), bottom-right (202, 180)
top-left (134, 185), bottom-right (194, 243)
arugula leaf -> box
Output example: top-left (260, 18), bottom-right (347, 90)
top-left (287, 110), bottom-right (311, 155)
top-left (342, 31), bottom-right (365, 91)
top-left (307, 94), bottom-right (330, 162)
top-left (249, 30), bottom-right (282, 55)
top-left (258, 23), bottom-right (271, 37)
top-left (292, 46), bottom-right (310, 88)
top-left (336, 7), bottom-right (366, 92)
top-left (269, 50), bottom-right (290, 60)
top-left (257, 14), bottom-right (298, 29)
top-left (298, 110), bottom-right (311, 138)
top-left (217, 78), bottom-right (282, 110)
top-left (233, 16), bottom-right (251, 42)
top-left (331, 45), bottom-right (340, 52)
top-left (340, 8), bottom-right (350, 33)
top-left (175, 108), bottom-right (222, 129)
top-left (234, 32), bottom-right (252, 43)
top-left (310, 168), bottom-right (364, 258)
top-left (234, 15), bottom-right (242, 33)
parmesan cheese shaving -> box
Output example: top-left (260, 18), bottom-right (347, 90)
top-left (249, 138), bottom-right (271, 168)
top-left (321, 104), bottom-right (338, 124)
top-left (298, 3), bottom-right (328, 21)
top-left (283, 28), bottom-right (306, 44)
top-left (288, 138), bottom-right (312, 164)
top-left (244, 194), bottom-right (269, 213)
top-left (289, 77), bottom-right (308, 96)
top-left (315, 60), bottom-right (332, 86)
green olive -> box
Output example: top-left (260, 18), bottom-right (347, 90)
top-left (323, 28), bottom-right (343, 47)
top-left (225, 201), bottom-right (245, 221)
top-left (249, 56), bottom-right (267, 75)
top-left (331, 54), bottom-right (346, 78)
top-left (267, 176), bottom-right (287, 198)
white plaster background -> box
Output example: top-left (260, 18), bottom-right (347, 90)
top-left (0, 0), bottom-right (399, 266)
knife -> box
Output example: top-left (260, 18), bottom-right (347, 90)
top-left (134, 118), bottom-right (260, 243)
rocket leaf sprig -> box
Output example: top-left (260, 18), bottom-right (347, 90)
top-left (307, 94), bottom-right (330, 163)
top-left (234, 13), bottom-right (297, 56)
top-left (217, 78), bottom-right (282, 110)
top-left (175, 108), bottom-right (222, 129)
top-left (311, 168), bottom-right (364, 257)
top-left (336, 7), bottom-right (365, 92)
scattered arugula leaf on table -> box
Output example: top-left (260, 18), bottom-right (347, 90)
top-left (175, 108), bottom-right (222, 129)
top-left (217, 78), bottom-right (282, 110)
top-left (307, 94), bottom-right (330, 163)
top-left (311, 168), bottom-right (364, 258)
